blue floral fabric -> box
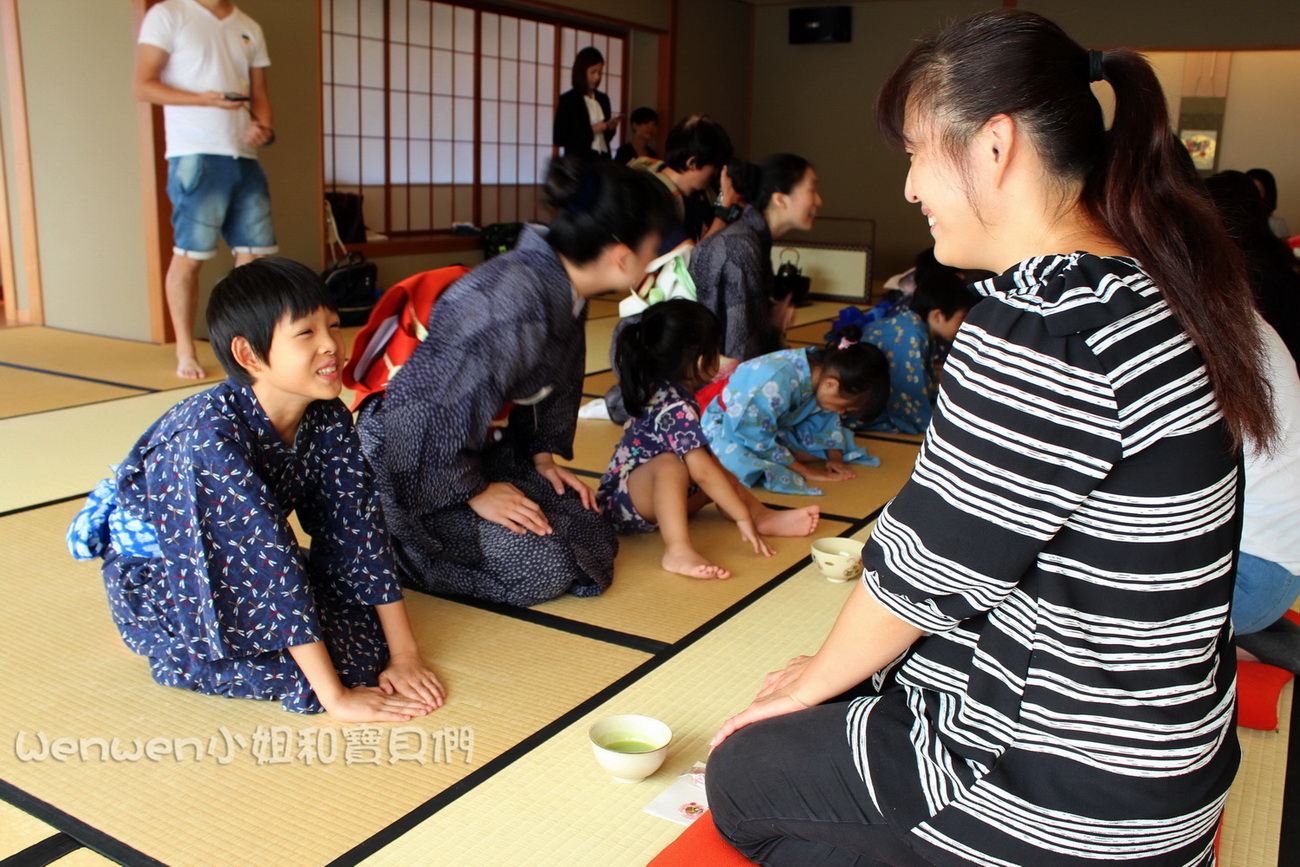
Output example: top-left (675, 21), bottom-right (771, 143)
top-left (700, 348), bottom-right (879, 495)
top-left (856, 309), bottom-right (934, 434)
top-left (597, 382), bottom-right (707, 533)
top-left (72, 380), bottom-right (403, 713)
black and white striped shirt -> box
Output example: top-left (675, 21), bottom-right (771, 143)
top-left (853, 253), bottom-right (1238, 866)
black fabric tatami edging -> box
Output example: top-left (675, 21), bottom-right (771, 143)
top-left (0, 780), bottom-right (164, 867)
top-left (0, 493), bottom-right (92, 521)
top-left (0, 833), bottom-right (82, 867)
top-left (323, 504), bottom-right (885, 866)
top-left (0, 360), bottom-right (159, 395)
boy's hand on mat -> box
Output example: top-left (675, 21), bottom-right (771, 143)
top-left (738, 520), bottom-right (776, 558)
top-left (470, 482), bottom-right (553, 535)
top-left (533, 455), bottom-right (598, 510)
top-left (380, 653), bottom-right (446, 710)
top-left (322, 686), bottom-right (434, 723)
top-left (823, 460), bottom-right (857, 481)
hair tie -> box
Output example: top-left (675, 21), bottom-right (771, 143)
top-left (838, 336), bottom-right (856, 350)
top-left (564, 168), bottom-right (602, 214)
top-left (1087, 49), bottom-right (1106, 83)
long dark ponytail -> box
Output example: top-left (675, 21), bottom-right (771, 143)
top-left (614, 299), bottom-right (722, 417)
top-left (876, 9), bottom-right (1273, 450)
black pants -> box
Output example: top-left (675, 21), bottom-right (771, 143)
top-left (705, 703), bottom-right (934, 867)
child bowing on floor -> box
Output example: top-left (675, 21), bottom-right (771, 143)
top-left (598, 299), bottom-right (821, 580)
top-left (68, 258), bottom-right (444, 721)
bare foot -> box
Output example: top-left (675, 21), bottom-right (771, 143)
top-left (756, 506), bottom-right (820, 537)
top-left (176, 354), bottom-right (206, 380)
top-left (663, 546), bottom-right (731, 580)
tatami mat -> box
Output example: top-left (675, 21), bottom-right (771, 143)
top-left (534, 510), bottom-right (852, 644)
top-left (583, 370), bottom-right (618, 397)
top-left (0, 502), bottom-right (651, 867)
top-left (1221, 685), bottom-right (1291, 867)
top-left (358, 527), bottom-right (876, 866)
top-left (586, 316), bottom-right (620, 375)
top-left (563, 417), bottom-right (919, 520)
top-left (791, 300), bottom-right (846, 327)
top-left (0, 386), bottom-right (208, 514)
top-left (587, 297), bottom-right (621, 319)
top-left (0, 327), bottom-right (223, 391)
top-left (0, 797), bottom-right (65, 858)
top-left (786, 318), bottom-right (839, 344)
top-left (0, 366), bottom-right (146, 420)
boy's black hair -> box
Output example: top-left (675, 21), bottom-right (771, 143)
top-left (614, 299), bottom-right (722, 418)
top-left (207, 257), bottom-right (337, 387)
top-left (629, 106), bottom-right (659, 126)
top-left (910, 252), bottom-right (979, 321)
top-left (662, 114), bottom-right (733, 173)
top-left (810, 326), bottom-right (889, 419)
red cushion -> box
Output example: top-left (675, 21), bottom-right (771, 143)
top-left (1284, 609), bottom-right (1300, 627)
top-left (647, 812), bottom-right (755, 866)
top-left (1237, 660), bottom-right (1295, 730)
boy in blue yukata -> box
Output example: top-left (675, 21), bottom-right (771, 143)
top-left (68, 258), bottom-right (444, 722)
top-left (853, 266), bottom-right (979, 434)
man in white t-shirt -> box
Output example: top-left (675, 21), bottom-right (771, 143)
top-left (1234, 318), bottom-right (1300, 670)
top-left (135, 0), bottom-right (277, 379)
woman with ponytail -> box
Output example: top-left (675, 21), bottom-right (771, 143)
top-left (707, 10), bottom-right (1273, 865)
top-left (358, 158), bottom-right (672, 607)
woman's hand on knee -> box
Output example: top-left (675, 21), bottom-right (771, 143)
top-left (469, 482), bottom-right (553, 535)
top-left (533, 454), bottom-right (598, 510)
top-left (711, 656), bottom-right (814, 748)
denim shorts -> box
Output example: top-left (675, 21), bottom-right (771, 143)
top-left (1233, 551), bottom-right (1300, 634)
top-left (167, 154), bottom-right (278, 260)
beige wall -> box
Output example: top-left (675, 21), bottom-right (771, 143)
top-left (18, 0), bottom-right (152, 340)
top-left (750, 0), bottom-right (991, 278)
top-left (674, 0), bottom-right (753, 158)
top-left (1218, 51), bottom-right (1300, 234)
top-left (751, 0), bottom-right (1300, 277)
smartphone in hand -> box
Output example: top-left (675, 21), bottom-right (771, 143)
top-left (224, 93), bottom-right (250, 101)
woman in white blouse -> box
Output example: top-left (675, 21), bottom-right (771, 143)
top-left (553, 47), bottom-right (619, 159)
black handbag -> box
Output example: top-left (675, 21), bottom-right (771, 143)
top-left (322, 202), bottom-right (379, 326)
top-left (773, 248), bottom-right (812, 307)
top-left (325, 191), bottom-right (367, 244)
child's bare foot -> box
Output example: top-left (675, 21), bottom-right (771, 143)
top-left (176, 353), bottom-right (206, 380)
top-left (663, 545), bottom-right (731, 580)
top-left (757, 506), bottom-right (820, 537)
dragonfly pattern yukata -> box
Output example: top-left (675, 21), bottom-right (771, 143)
top-left (70, 381), bottom-right (403, 713)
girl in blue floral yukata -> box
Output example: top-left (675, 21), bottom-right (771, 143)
top-left (701, 330), bottom-right (889, 495)
top-left (68, 259), bottom-right (444, 722)
top-left (853, 261), bottom-right (979, 434)
top-left (598, 300), bottom-right (822, 579)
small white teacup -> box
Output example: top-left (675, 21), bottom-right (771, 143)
top-left (811, 537), bottom-right (866, 583)
top-left (589, 714), bottom-right (672, 783)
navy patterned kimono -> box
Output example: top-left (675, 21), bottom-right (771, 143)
top-left (76, 381), bottom-right (403, 714)
top-left (357, 227), bottom-right (617, 606)
top-left (688, 205), bottom-right (782, 361)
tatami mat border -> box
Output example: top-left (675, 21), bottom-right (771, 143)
top-left (327, 505), bottom-right (884, 866)
top-left (0, 833), bottom-right (83, 867)
top-left (423, 593), bottom-right (671, 654)
top-left (0, 361), bottom-right (158, 396)
top-left (0, 493), bottom-right (91, 521)
top-left (0, 780), bottom-right (162, 867)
